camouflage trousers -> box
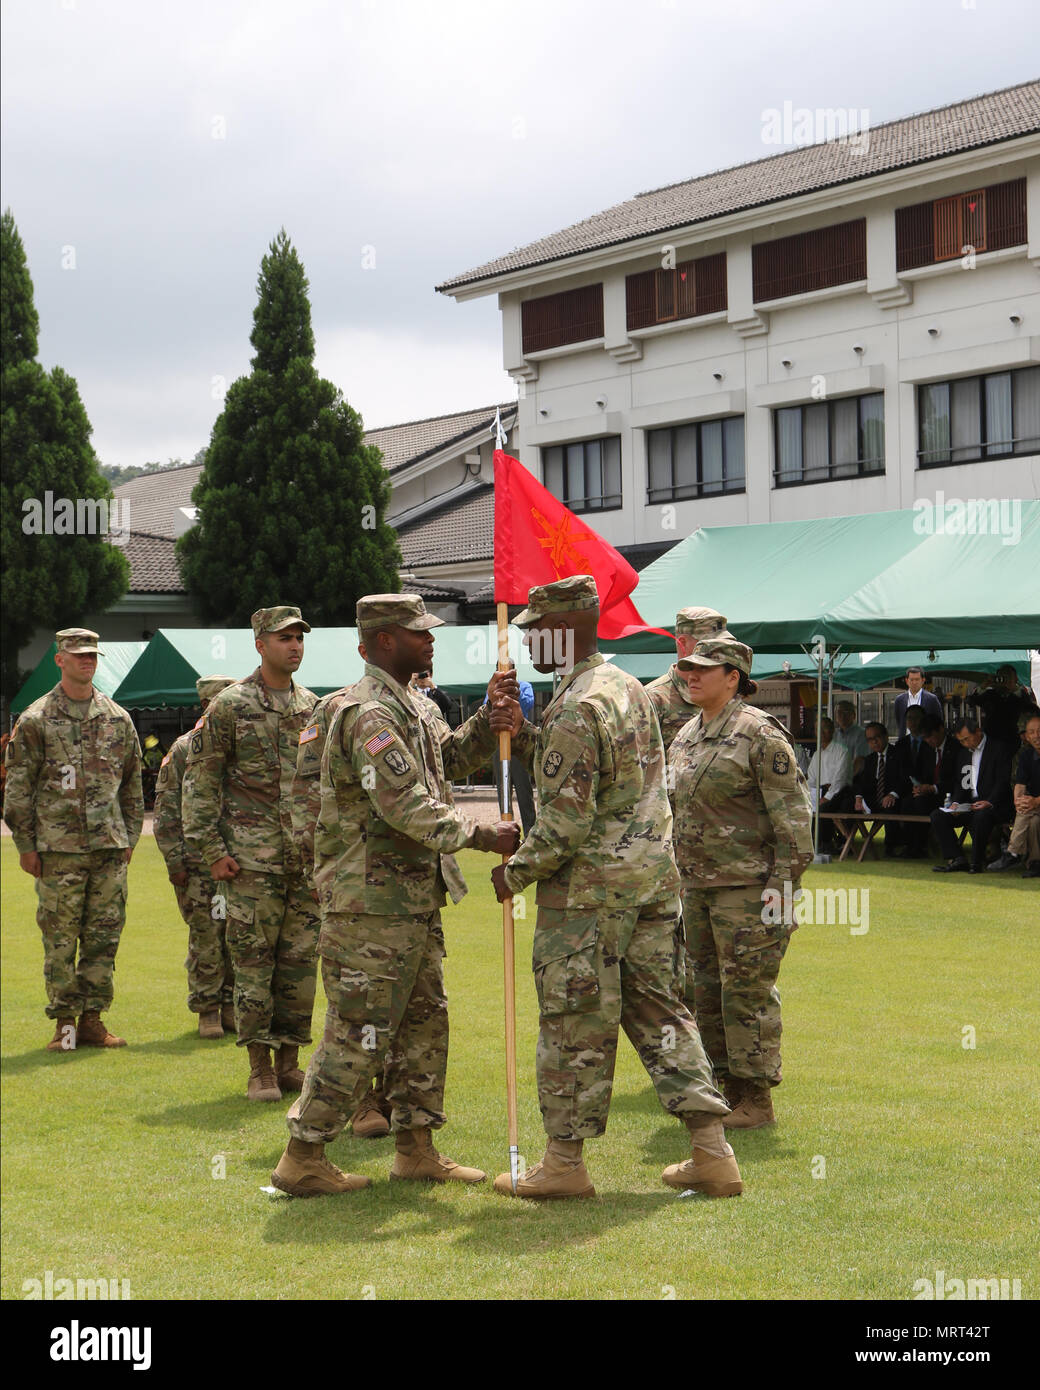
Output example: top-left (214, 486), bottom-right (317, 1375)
top-left (173, 871), bottom-right (234, 1014)
top-left (533, 898), bottom-right (728, 1141)
top-left (681, 883), bottom-right (794, 1086)
top-left (34, 850), bottom-right (127, 1019)
top-left (288, 910), bottom-right (448, 1144)
top-left (224, 868), bottom-right (319, 1049)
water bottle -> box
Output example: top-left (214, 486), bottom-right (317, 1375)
top-left (942, 793), bottom-right (952, 810)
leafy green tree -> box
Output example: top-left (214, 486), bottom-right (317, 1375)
top-left (0, 209), bottom-right (129, 702)
top-left (179, 229), bottom-right (399, 625)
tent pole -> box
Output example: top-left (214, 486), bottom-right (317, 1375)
top-left (813, 641), bottom-right (825, 860)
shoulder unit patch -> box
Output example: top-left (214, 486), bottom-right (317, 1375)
top-left (542, 750), bottom-right (564, 778)
top-left (772, 750), bottom-right (790, 776)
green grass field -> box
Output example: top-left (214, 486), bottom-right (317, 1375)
top-left (2, 835), bottom-right (1037, 1301)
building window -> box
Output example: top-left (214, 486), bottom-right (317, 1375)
top-left (521, 285), bottom-right (604, 354)
top-left (917, 366), bottom-right (1040, 468)
top-left (625, 252), bottom-right (727, 331)
top-left (774, 394), bottom-right (884, 486)
top-left (646, 418), bottom-right (745, 503)
top-left (896, 178), bottom-right (1026, 271)
top-left (752, 220), bottom-right (866, 303)
top-left (542, 437), bottom-right (622, 513)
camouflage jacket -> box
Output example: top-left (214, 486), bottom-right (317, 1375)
top-left (315, 663), bottom-right (502, 924)
top-left (182, 669), bottom-right (317, 876)
top-left (646, 663), bottom-right (700, 753)
top-left (669, 698), bottom-right (813, 888)
top-left (2, 684), bottom-right (143, 854)
top-left (504, 654), bottom-right (680, 910)
top-left (153, 730), bottom-right (195, 873)
top-left (291, 686), bottom-right (352, 891)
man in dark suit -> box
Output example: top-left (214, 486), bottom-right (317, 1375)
top-left (892, 708), bottom-right (937, 857)
top-left (852, 722), bottom-right (911, 855)
top-left (931, 717), bottom-right (1014, 874)
top-left (894, 667), bottom-right (943, 738)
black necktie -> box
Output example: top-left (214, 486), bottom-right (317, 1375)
top-left (876, 752), bottom-right (886, 802)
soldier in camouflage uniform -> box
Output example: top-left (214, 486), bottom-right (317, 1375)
top-left (271, 594), bottom-right (521, 1197)
top-left (4, 628), bottom-right (143, 1050)
top-left (490, 577), bottom-right (742, 1200)
top-left (669, 637), bottom-right (813, 1129)
top-left (153, 676), bottom-right (237, 1038)
top-left (290, 670), bottom-right (392, 1138)
top-left (182, 607), bottom-right (319, 1101)
top-left (646, 607), bottom-right (730, 755)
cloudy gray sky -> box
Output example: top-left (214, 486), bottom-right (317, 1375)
top-left (2, 0), bottom-right (1035, 467)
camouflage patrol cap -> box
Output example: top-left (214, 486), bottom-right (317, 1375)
top-left (512, 575), bottom-right (599, 629)
top-left (251, 605), bottom-right (311, 637)
top-left (55, 627), bottom-right (103, 656)
top-left (675, 606), bottom-right (728, 638)
top-left (678, 636), bottom-right (754, 677)
top-left (356, 593), bottom-right (445, 634)
top-left (196, 675), bottom-right (236, 702)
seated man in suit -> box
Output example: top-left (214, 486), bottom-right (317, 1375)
top-left (931, 717), bottom-right (1014, 874)
top-left (894, 667), bottom-right (943, 738)
top-left (892, 708), bottom-right (937, 857)
top-left (853, 722), bottom-right (911, 856)
top-left (910, 714), bottom-right (956, 857)
top-left (988, 712), bottom-right (1040, 878)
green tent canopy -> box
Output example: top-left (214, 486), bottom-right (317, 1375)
top-left (112, 625), bottom-right (556, 709)
top-left (615, 502), bottom-right (1040, 653)
top-left (11, 641), bottom-right (149, 715)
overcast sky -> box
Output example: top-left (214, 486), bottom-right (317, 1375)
top-left (1, 0), bottom-right (1036, 467)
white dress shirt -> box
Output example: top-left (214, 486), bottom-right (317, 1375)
top-left (969, 734), bottom-right (987, 800)
top-left (807, 741), bottom-right (853, 799)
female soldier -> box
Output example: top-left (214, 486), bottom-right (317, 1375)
top-left (669, 637), bottom-right (812, 1128)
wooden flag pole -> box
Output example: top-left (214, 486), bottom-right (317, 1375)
top-left (496, 600), bottom-right (520, 1192)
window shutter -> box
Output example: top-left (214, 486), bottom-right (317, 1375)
top-left (521, 284), bottom-right (603, 353)
top-left (694, 252), bottom-right (727, 314)
top-left (655, 268), bottom-right (677, 321)
top-left (676, 260), bottom-right (697, 317)
top-left (753, 220), bottom-right (864, 301)
top-left (961, 190), bottom-right (986, 252)
top-left (896, 200), bottom-right (935, 271)
top-left (625, 270), bottom-right (656, 331)
top-left (933, 194), bottom-right (962, 261)
top-left (985, 178), bottom-right (1026, 252)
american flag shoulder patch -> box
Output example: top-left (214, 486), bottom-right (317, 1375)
top-left (299, 724), bottom-right (319, 744)
top-left (364, 727), bottom-right (396, 756)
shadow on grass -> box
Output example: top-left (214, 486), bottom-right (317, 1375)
top-left (258, 1178), bottom-right (700, 1255)
top-left (1, 1030), bottom-right (238, 1075)
top-left (135, 1096), bottom-right (295, 1132)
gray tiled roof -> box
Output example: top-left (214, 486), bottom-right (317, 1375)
top-left (366, 403), bottom-right (516, 472)
top-left (397, 485), bottom-right (494, 567)
top-left (122, 532), bottom-right (184, 593)
top-left (438, 81), bottom-right (1040, 291)
top-left (112, 404), bottom-right (518, 540)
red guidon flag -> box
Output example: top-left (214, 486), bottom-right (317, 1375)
top-left (493, 449), bottom-right (665, 641)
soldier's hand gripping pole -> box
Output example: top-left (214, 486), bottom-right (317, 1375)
top-left (496, 602), bottom-right (521, 1193)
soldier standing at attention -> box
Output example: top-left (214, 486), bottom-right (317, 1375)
top-left (271, 594), bottom-right (521, 1197)
top-left (183, 607), bottom-right (319, 1101)
top-left (154, 676), bottom-right (237, 1038)
top-left (645, 607), bottom-right (730, 754)
top-left (290, 662), bottom-right (393, 1139)
top-left (490, 576), bottom-right (742, 1201)
top-left (669, 638), bottom-right (813, 1129)
top-left (4, 628), bottom-right (143, 1050)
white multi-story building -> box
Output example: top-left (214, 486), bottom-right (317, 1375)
top-left (438, 83), bottom-right (1040, 563)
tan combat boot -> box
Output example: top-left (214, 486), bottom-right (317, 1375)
top-left (493, 1138), bottom-right (596, 1199)
top-left (198, 1008), bottom-right (223, 1039)
top-left (351, 1089), bottom-right (391, 1138)
top-left (724, 1080), bottom-right (776, 1129)
top-left (662, 1115), bottom-right (743, 1197)
top-left (77, 1011), bottom-right (126, 1047)
top-left (275, 1045), bottom-right (305, 1092)
top-left (270, 1138), bottom-right (370, 1197)
top-left (389, 1128), bottom-right (486, 1184)
top-left (220, 1001), bottom-right (236, 1033)
top-left (46, 1018), bottom-right (77, 1052)
top-left (246, 1043), bottom-right (281, 1102)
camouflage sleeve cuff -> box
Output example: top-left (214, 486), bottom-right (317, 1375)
top-left (11, 834), bottom-right (37, 856)
top-left (502, 861), bottom-right (529, 896)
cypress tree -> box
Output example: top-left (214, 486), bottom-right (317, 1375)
top-left (178, 229), bottom-right (399, 624)
top-left (0, 209), bottom-right (129, 703)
